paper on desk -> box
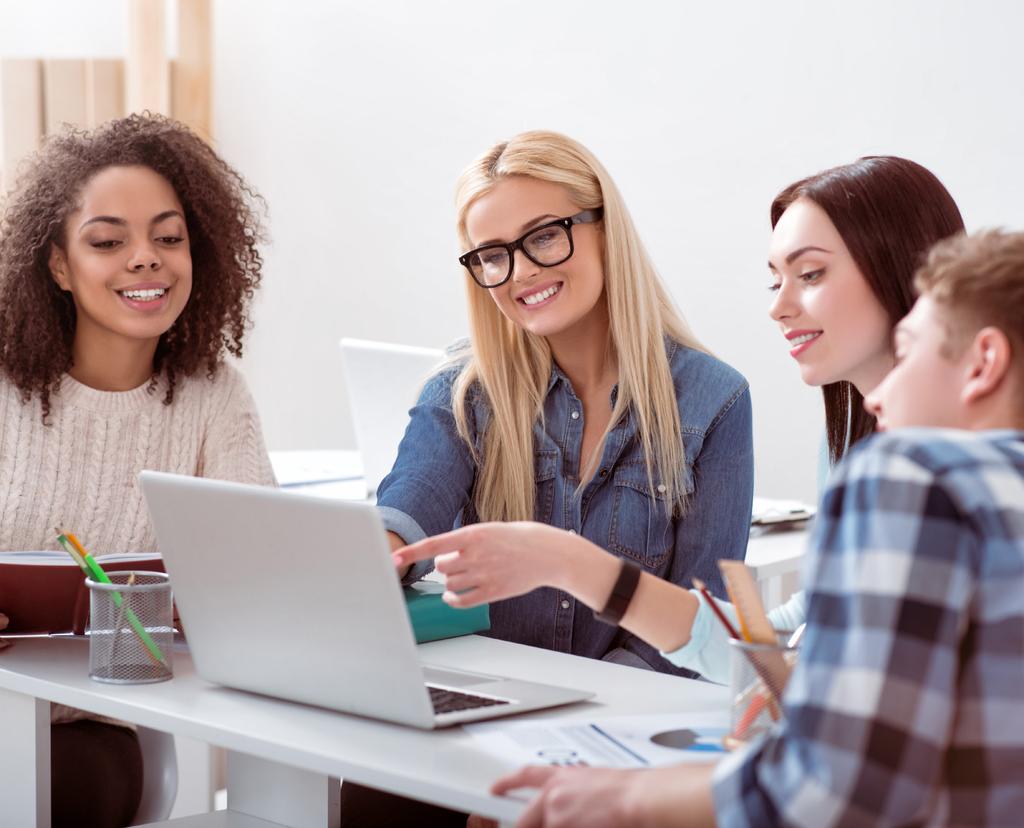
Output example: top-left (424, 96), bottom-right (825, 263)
top-left (751, 497), bottom-right (815, 526)
top-left (465, 711), bottom-right (729, 769)
top-left (285, 478), bottom-right (369, 500)
top-left (270, 450), bottom-right (364, 487)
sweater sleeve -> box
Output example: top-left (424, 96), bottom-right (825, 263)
top-left (198, 364), bottom-right (276, 487)
top-left (660, 590), bottom-right (807, 684)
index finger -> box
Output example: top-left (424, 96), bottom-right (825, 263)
top-left (491, 764), bottom-right (560, 796)
top-left (392, 527), bottom-right (476, 568)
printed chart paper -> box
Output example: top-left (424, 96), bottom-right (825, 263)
top-left (466, 711), bottom-right (730, 769)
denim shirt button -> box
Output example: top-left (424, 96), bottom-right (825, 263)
top-left (570, 410), bottom-right (580, 420)
top-left (657, 483), bottom-right (667, 493)
top-left (560, 599), bottom-right (571, 609)
top-left (568, 529), bottom-right (576, 534)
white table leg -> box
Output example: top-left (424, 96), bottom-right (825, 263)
top-left (759, 574), bottom-right (783, 612)
top-left (226, 750), bottom-right (340, 828)
top-left (0, 686), bottom-right (51, 827)
top-left (169, 736), bottom-right (218, 818)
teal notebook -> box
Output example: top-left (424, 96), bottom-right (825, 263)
top-left (403, 581), bottom-right (490, 643)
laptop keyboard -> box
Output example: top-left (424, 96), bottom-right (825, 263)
top-left (427, 685), bottom-right (511, 715)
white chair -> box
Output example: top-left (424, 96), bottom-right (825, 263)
top-left (130, 727), bottom-right (178, 825)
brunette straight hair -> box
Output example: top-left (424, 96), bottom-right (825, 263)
top-left (771, 156), bottom-right (964, 463)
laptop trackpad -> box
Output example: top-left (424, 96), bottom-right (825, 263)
top-left (422, 665), bottom-right (495, 688)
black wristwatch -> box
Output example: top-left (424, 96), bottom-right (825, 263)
top-left (594, 559), bottom-right (642, 626)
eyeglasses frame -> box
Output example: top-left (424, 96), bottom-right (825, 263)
top-left (458, 208), bottom-right (604, 289)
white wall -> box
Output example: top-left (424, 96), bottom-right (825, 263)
top-left (0, 0), bottom-right (126, 57)
top-left (6, 1), bottom-right (1024, 502)
top-left (211, 0), bottom-right (1024, 502)
top-left (0, 0), bottom-right (180, 57)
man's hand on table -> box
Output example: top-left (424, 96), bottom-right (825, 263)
top-left (491, 762), bottom-right (719, 828)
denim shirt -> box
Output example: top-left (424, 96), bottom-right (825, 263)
top-left (377, 339), bottom-right (754, 676)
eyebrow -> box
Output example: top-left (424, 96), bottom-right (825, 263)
top-left (767, 245), bottom-right (834, 270)
top-left (475, 213), bottom-right (560, 247)
top-left (78, 210), bottom-right (184, 232)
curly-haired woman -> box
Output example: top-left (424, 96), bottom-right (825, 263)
top-left (0, 114), bottom-right (275, 828)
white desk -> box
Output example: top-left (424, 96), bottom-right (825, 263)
top-left (0, 635), bottom-right (728, 828)
top-left (744, 527), bottom-right (808, 608)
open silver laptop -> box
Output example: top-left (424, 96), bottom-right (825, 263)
top-left (339, 338), bottom-right (444, 494)
top-left (140, 471), bottom-right (592, 728)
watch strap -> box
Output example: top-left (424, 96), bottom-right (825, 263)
top-left (594, 559), bottom-right (643, 626)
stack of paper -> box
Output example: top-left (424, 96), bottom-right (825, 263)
top-left (751, 497), bottom-right (815, 527)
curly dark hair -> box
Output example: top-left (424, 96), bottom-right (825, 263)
top-left (0, 112), bottom-right (265, 421)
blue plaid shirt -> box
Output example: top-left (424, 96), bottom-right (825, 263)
top-left (713, 428), bottom-right (1024, 827)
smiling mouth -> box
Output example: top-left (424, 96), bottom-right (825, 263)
top-left (788, 331), bottom-right (821, 347)
top-left (519, 283), bottom-right (561, 306)
top-left (117, 287), bottom-right (167, 302)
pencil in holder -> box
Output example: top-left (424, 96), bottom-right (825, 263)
top-left (725, 633), bottom-right (798, 748)
top-left (86, 571), bottom-right (173, 684)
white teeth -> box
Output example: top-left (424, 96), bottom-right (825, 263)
top-left (522, 284), bottom-right (560, 305)
top-left (789, 332), bottom-right (820, 346)
top-left (121, 288), bottom-right (166, 301)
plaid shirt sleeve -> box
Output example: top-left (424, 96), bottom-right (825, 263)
top-left (712, 431), bottom-right (993, 828)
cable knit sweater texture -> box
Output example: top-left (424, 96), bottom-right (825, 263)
top-left (0, 363), bottom-right (276, 725)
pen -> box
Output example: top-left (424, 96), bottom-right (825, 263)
top-left (108, 572), bottom-right (135, 669)
top-left (701, 568), bottom-right (785, 724)
top-left (55, 530), bottom-right (88, 572)
top-left (692, 577), bottom-right (741, 640)
top-left (56, 529), bottom-right (168, 668)
top-left (692, 577), bottom-right (779, 730)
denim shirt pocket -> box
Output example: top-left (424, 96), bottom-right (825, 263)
top-left (607, 460), bottom-right (692, 569)
top-left (533, 449), bottom-right (559, 524)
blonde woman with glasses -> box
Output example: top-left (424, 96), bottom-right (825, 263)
top-left (345, 132), bottom-right (754, 827)
top-left (380, 131), bottom-right (753, 671)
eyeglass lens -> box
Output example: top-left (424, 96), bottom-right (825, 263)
top-left (467, 222), bottom-right (573, 286)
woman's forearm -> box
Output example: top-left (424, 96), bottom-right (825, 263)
top-left (553, 534), bottom-right (700, 653)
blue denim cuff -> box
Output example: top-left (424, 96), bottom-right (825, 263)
top-left (378, 505), bottom-right (435, 585)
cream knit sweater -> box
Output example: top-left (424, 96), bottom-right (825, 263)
top-left (0, 363), bottom-right (276, 724)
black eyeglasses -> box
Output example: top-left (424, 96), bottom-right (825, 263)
top-left (458, 208), bottom-right (603, 288)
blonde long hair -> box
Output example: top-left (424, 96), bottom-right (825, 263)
top-left (452, 131), bottom-right (704, 522)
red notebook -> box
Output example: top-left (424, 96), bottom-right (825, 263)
top-left (0, 551), bottom-right (165, 635)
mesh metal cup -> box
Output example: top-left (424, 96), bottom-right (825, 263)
top-left (86, 571), bottom-right (173, 684)
top-left (726, 634), bottom-right (797, 748)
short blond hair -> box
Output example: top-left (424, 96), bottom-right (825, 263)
top-left (915, 231), bottom-right (1024, 370)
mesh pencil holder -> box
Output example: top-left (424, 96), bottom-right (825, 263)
top-left (86, 571), bottom-right (173, 684)
top-left (725, 633), bottom-right (798, 748)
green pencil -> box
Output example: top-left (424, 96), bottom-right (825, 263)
top-left (56, 530), bottom-right (168, 669)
